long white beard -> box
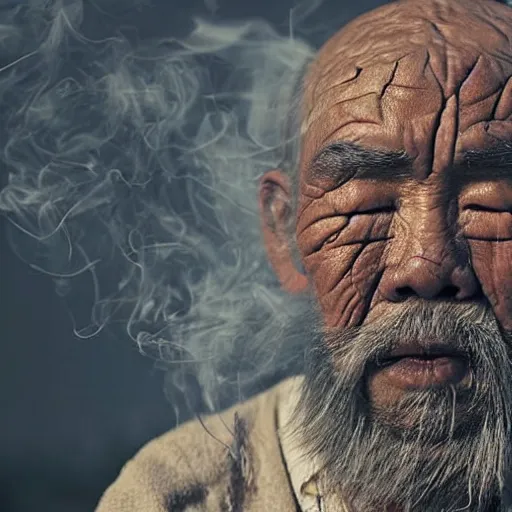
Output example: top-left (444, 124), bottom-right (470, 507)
top-left (295, 301), bottom-right (512, 511)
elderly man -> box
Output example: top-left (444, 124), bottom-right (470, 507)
top-left (96, 0), bottom-right (512, 510)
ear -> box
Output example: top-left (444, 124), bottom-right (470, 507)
top-left (259, 170), bottom-right (308, 294)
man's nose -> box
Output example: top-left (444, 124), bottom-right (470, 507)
top-left (379, 245), bottom-right (481, 302)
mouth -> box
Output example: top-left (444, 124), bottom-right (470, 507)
top-left (373, 344), bottom-right (470, 390)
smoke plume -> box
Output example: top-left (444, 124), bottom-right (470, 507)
top-left (0, 0), bottom-right (317, 415)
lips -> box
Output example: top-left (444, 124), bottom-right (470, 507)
top-left (374, 344), bottom-right (470, 389)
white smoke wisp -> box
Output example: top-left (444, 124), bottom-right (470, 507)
top-left (0, 0), bottom-right (316, 414)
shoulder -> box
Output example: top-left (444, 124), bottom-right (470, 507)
top-left (96, 376), bottom-right (303, 512)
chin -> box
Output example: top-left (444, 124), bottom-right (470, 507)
top-left (369, 384), bottom-right (483, 444)
top-left (365, 358), bottom-right (477, 435)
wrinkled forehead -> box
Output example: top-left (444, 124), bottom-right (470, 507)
top-left (301, 0), bottom-right (512, 175)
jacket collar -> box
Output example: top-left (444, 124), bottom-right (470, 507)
top-left (277, 377), bottom-right (351, 512)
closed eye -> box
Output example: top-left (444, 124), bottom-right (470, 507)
top-left (464, 204), bottom-right (510, 213)
top-left (461, 204), bottom-right (512, 241)
top-left (351, 205), bottom-right (395, 215)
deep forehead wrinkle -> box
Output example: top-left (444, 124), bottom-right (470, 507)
top-left (304, 0), bottom-right (512, 112)
top-left (298, 0), bottom-right (512, 180)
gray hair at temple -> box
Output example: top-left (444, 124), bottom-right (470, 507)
top-left (0, 0), bottom-right (317, 415)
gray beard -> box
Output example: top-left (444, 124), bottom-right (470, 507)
top-left (294, 301), bottom-right (512, 511)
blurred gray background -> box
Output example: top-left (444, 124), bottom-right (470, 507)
top-left (0, 0), bottom-right (386, 510)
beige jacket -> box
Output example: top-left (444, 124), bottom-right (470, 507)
top-left (96, 377), bottom-right (349, 512)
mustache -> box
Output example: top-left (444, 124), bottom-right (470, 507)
top-left (318, 300), bottom-right (506, 376)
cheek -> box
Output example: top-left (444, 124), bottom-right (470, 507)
top-left (303, 242), bottom-right (386, 328)
top-left (469, 240), bottom-right (512, 331)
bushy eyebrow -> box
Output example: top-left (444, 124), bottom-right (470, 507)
top-left (307, 141), bottom-right (512, 184)
top-left (307, 141), bottom-right (413, 184)
top-left (459, 141), bottom-right (512, 182)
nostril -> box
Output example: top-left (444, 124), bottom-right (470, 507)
top-left (438, 285), bottom-right (459, 299)
top-left (395, 286), bottom-right (417, 299)
top-left (395, 284), bottom-right (460, 300)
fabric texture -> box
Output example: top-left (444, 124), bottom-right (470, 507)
top-left (96, 377), bottom-right (305, 511)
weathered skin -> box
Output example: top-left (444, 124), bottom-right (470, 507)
top-left (261, 0), bottom-right (512, 411)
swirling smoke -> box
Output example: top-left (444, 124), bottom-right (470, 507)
top-left (4, 0), bottom-right (508, 419)
top-left (0, 0), bottom-right (318, 416)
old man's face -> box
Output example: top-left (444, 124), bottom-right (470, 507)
top-left (261, 0), bottom-right (512, 509)
top-left (297, 0), bottom-right (512, 416)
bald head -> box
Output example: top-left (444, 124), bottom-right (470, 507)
top-left (302, 0), bottom-right (512, 175)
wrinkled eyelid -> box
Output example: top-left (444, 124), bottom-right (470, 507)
top-left (355, 204), bottom-right (396, 214)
